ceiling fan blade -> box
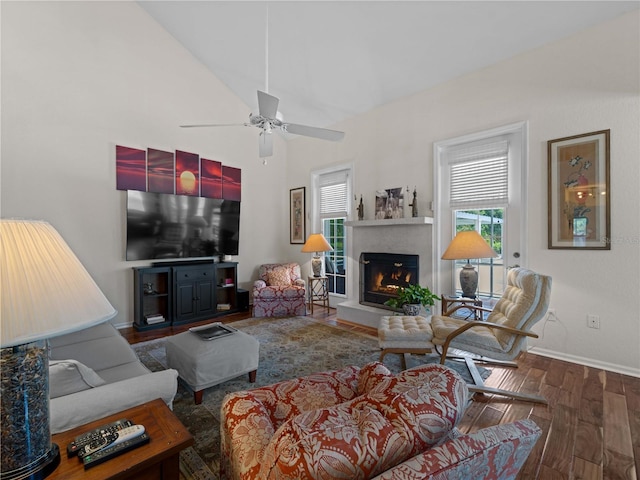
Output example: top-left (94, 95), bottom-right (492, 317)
top-left (257, 90), bottom-right (279, 119)
top-left (284, 123), bottom-right (345, 142)
top-left (180, 123), bottom-right (249, 128)
top-left (259, 131), bottom-right (273, 157)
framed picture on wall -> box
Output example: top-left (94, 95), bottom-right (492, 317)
top-left (547, 129), bottom-right (610, 249)
top-left (290, 187), bottom-right (306, 244)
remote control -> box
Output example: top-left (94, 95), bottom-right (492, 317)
top-left (78, 425), bottom-right (145, 459)
top-left (67, 419), bottom-right (133, 457)
top-left (82, 432), bottom-right (150, 469)
top-left (77, 434), bottom-right (114, 459)
top-left (110, 425), bottom-right (145, 447)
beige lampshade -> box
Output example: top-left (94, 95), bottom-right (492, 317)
top-left (1, 219), bottom-right (117, 348)
top-left (301, 233), bottom-right (333, 253)
top-left (441, 230), bottom-right (498, 261)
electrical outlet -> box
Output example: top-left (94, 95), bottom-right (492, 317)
top-left (547, 309), bottom-right (557, 322)
top-left (587, 314), bottom-right (600, 329)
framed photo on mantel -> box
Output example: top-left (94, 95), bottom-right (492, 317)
top-left (290, 187), bottom-right (306, 244)
top-left (547, 129), bottom-right (610, 250)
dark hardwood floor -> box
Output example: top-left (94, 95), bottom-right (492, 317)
top-left (120, 308), bottom-right (640, 480)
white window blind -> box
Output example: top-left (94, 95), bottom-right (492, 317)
top-left (319, 169), bottom-right (349, 217)
top-left (447, 140), bottom-right (509, 207)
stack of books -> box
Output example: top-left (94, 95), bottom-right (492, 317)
top-left (217, 303), bottom-right (231, 311)
top-left (145, 314), bottom-right (165, 325)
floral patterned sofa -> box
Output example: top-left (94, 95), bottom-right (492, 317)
top-left (253, 263), bottom-right (307, 317)
top-left (220, 362), bottom-right (541, 479)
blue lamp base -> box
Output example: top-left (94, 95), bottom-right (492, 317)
top-left (0, 341), bottom-right (60, 479)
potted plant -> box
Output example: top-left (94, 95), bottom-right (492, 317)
top-left (384, 283), bottom-right (440, 316)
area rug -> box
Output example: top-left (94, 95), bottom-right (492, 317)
top-left (132, 316), bottom-right (490, 480)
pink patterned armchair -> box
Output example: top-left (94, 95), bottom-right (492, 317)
top-left (220, 362), bottom-right (541, 480)
top-left (253, 263), bottom-right (307, 317)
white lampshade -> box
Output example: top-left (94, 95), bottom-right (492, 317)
top-left (1, 219), bottom-right (117, 347)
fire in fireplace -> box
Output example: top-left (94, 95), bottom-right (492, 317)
top-left (359, 252), bottom-right (419, 310)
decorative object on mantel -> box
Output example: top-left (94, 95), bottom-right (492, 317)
top-left (547, 129), bottom-right (610, 250)
top-left (384, 283), bottom-right (440, 316)
top-left (356, 195), bottom-right (364, 220)
top-left (375, 188), bottom-right (404, 220)
top-left (301, 233), bottom-right (333, 277)
top-left (0, 219), bottom-right (117, 479)
top-left (289, 187), bottom-right (306, 244)
top-left (407, 186), bottom-right (418, 217)
top-left (441, 230), bottom-right (498, 298)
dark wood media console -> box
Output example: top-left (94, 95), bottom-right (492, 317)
top-left (133, 261), bottom-right (238, 331)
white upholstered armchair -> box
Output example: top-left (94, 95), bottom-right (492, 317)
top-left (431, 267), bottom-right (552, 403)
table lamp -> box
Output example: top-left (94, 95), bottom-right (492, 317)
top-left (441, 230), bottom-right (497, 298)
top-left (301, 233), bottom-right (333, 277)
top-left (1, 219), bottom-right (117, 479)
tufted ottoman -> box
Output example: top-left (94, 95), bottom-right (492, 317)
top-left (378, 315), bottom-right (434, 369)
top-left (165, 328), bottom-right (259, 404)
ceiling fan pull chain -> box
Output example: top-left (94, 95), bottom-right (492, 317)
top-left (265, 4), bottom-right (269, 94)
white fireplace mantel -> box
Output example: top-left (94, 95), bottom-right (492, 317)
top-left (345, 216), bottom-right (433, 228)
top-left (338, 216), bottom-right (435, 329)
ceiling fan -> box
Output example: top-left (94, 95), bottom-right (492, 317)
top-left (180, 90), bottom-right (345, 158)
top-left (180, 5), bottom-right (344, 159)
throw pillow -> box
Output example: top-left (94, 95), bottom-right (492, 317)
top-left (259, 363), bottom-right (468, 479)
top-left (267, 267), bottom-right (292, 286)
top-left (49, 359), bottom-right (106, 398)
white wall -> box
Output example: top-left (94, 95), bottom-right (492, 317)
top-left (2, 3), bottom-right (638, 375)
top-left (287, 11), bottom-right (640, 375)
top-left (1, 2), bottom-right (290, 327)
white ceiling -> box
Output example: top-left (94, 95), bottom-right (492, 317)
top-left (139, 1), bottom-right (639, 130)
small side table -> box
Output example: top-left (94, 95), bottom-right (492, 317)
top-left (308, 276), bottom-right (329, 314)
top-left (441, 294), bottom-right (483, 321)
top-left (49, 398), bottom-right (193, 479)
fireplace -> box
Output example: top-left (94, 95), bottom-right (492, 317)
top-left (359, 252), bottom-right (419, 310)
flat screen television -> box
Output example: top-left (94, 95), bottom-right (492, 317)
top-left (126, 190), bottom-right (240, 261)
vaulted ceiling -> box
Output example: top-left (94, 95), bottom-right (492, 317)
top-left (139, 1), bottom-right (639, 129)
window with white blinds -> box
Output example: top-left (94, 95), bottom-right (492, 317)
top-left (447, 140), bottom-right (509, 207)
top-left (319, 169), bottom-right (349, 217)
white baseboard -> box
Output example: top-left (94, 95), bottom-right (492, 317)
top-left (113, 321), bottom-right (133, 330)
top-left (529, 347), bottom-right (640, 378)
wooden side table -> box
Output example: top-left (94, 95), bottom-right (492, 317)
top-left (49, 398), bottom-right (193, 480)
top-left (441, 294), bottom-right (483, 321)
top-left (307, 276), bottom-right (329, 314)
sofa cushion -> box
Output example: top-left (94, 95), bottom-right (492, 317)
top-left (49, 322), bottom-right (139, 371)
top-left (49, 359), bottom-right (106, 398)
top-left (267, 267), bottom-right (292, 286)
top-left (95, 360), bottom-right (152, 384)
top-left (356, 361), bottom-right (393, 396)
top-left (259, 364), bottom-right (467, 479)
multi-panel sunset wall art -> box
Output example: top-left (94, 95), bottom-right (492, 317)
top-left (115, 145), bottom-right (241, 201)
